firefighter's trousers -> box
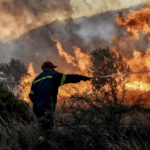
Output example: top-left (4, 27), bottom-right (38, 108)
top-left (33, 102), bottom-right (55, 150)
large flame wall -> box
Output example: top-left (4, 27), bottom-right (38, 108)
top-left (20, 4), bottom-right (150, 108)
top-left (1, 1), bottom-right (150, 108)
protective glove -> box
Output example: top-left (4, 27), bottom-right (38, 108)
top-left (82, 76), bottom-right (92, 81)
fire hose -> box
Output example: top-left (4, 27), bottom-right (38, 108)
top-left (92, 70), bottom-right (150, 79)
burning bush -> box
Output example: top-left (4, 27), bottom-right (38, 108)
top-left (90, 47), bottom-right (131, 90)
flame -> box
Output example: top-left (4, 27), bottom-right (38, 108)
top-left (125, 50), bottom-right (150, 92)
top-left (21, 33), bottom-right (150, 104)
top-left (116, 6), bottom-right (150, 39)
top-left (20, 35), bottom-right (93, 102)
top-left (113, 5), bottom-right (150, 105)
top-left (73, 45), bottom-right (91, 73)
top-left (19, 3), bottom-right (150, 106)
top-left (51, 34), bottom-right (93, 98)
top-left (50, 34), bottom-right (92, 74)
top-left (18, 63), bottom-right (37, 102)
top-left (50, 34), bottom-right (76, 66)
top-left (126, 81), bottom-right (150, 91)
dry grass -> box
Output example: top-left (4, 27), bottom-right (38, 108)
top-left (0, 102), bottom-right (149, 150)
top-left (0, 111), bottom-right (39, 150)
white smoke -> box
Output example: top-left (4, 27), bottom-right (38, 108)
top-left (76, 18), bottom-right (116, 43)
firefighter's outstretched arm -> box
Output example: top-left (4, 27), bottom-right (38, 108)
top-left (59, 74), bottom-right (92, 85)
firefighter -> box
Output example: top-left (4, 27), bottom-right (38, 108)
top-left (29, 61), bottom-right (91, 150)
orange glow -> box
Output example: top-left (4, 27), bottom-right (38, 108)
top-left (18, 63), bottom-right (37, 102)
top-left (124, 50), bottom-right (150, 92)
top-left (50, 34), bottom-right (93, 98)
top-left (20, 36), bottom-right (93, 102)
top-left (20, 4), bottom-right (150, 106)
top-left (115, 5), bottom-right (150, 93)
top-left (73, 45), bottom-right (92, 73)
top-left (50, 34), bottom-right (76, 66)
top-left (116, 6), bottom-right (150, 39)
top-left (126, 81), bottom-right (150, 92)
top-left (113, 5), bottom-right (150, 105)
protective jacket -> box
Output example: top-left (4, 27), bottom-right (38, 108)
top-left (29, 70), bottom-right (90, 112)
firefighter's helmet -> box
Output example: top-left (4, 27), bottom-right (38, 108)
top-left (41, 61), bottom-right (57, 69)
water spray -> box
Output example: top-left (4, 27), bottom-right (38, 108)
top-left (92, 70), bottom-right (150, 79)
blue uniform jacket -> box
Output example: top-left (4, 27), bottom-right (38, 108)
top-left (29, 70), bottom-right (88, 111)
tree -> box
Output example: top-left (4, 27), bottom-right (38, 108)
top-left (0, 58), bottom-right (30, 94)
top-left (0, 86), bottom-right (31, 124)
top-left (89, 47), bottom-right (144, 133)
top-left (90, 47), bottom-right (130, 89)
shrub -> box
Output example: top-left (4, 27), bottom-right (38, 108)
top-left (0, 87), bottom-right (30, 125)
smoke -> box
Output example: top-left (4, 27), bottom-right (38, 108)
top-left (0, 0), bottom-right (73, 41)
top-left (75, 11), bottom-right (117, 44)
top-left (0, 0), bottom-right (147, 42)
top-left (0, 1), bottom-right (148, 75)
top-left (71, 0), bottom-right (148, 18)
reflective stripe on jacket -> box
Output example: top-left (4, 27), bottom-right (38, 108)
top-left (29, 70), bottom-right (86, 110)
